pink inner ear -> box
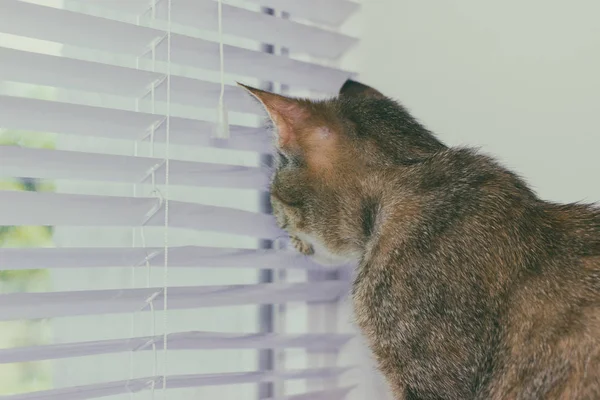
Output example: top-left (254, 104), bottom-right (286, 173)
top-left (238, 84), bottom-right (310, 150)
top-left (264, 98), bottom-right (308, 149)
top-left (272, 114), bottom-right (294, 148)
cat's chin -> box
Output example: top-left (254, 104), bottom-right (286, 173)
top-left (296, 234), bottom-right (356, 267)
top-left (308, 251), bottom-right (349, 267)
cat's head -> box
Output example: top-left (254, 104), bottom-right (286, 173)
top-left (239, 79), bottom-right (444, 265)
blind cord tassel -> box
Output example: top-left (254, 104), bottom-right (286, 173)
top-left (213, 0), bottom-right (230, 140)
top-left (215, 97), bottom-right (230, 139)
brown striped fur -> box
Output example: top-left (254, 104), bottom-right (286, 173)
top-left (240, 80), bottom-right (600, 399)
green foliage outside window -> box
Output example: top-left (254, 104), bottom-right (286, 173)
top-left (0, 118), bottom-right (56, 393)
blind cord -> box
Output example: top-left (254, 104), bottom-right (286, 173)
top-left (215, 0), bottom-right (230, 139)
top-left (128, 10), bottom-right (149, 397)
top-left (148, 3), bottom-right (162, 395)
top-left (162, 0), bottom-right (172, 396)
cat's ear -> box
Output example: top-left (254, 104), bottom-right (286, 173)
top-left (237, 83), bottom-right (307, 149)
top-left (339, 79), bottom-right (386, 99)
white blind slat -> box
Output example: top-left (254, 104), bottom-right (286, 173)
top-left (1, 369), bottom-right (350, 400)
top-left (243, 0), bottom-right (360, 26)
top-left (0, 281), bottom-right (347, 321)
top-left (174, 0), bottom-right (357, 58)
top-left (0, 0), bottom-right (157, 53)
top-left (0, 246), bottom-right (323, 270)
top-left (265, 387), bottom-right (356, 400)
top-left (0, 95), bottom-right (270, 153)
top-left (0, 332), bottom-right (353, 364)
top-left (0, 146), bottom-right (269, 189)
top-left (0, 191), bottom-right (280, 238)
top-left (63, 0), bottom-right (359, 27)
top-left (166, 34), bottom-right (352, 92)
top-left (67, 0), bottom-right (358, 58)
top-left (1, 0), bottom-right (353, 91)
top-left (0, 47), bottom-right (259, 114)
top-left (0, 46), bottom-right (159, 100)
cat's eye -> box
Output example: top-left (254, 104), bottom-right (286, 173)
top-left (277, 150), bottom-right (289, 167)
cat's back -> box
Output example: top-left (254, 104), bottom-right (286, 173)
top-left (486, 201), bottom-right (600, 399)
top-left (356, 148), bottom-right (600, 399)
top-left (546, 201), bottom-right (600, 258)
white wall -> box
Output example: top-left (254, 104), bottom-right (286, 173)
top-left (358, 0), bottom-right (600, 204)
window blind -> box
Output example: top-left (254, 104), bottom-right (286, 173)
top-left (0, 0), bottom-right (361, 399)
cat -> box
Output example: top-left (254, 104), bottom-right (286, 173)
top-left (239, 80), bottom-right (600, 399)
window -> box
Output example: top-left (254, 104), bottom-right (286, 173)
top-left (0, 0), bottom-right (365, 399)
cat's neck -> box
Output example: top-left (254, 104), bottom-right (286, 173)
top-left (353, 168), bottom-right (423, 264)
top-left (354, 147), bottom-right (551, 283)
